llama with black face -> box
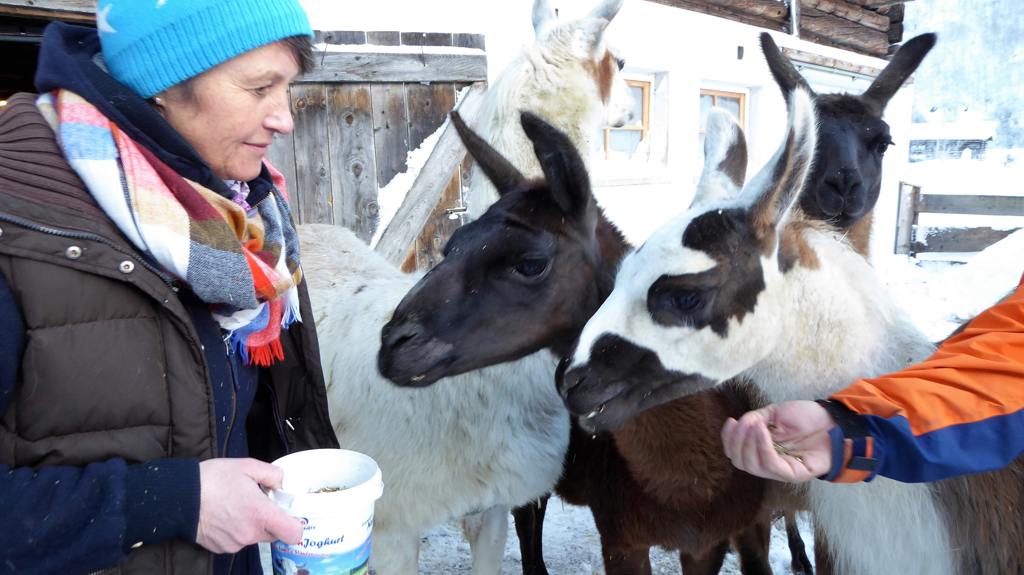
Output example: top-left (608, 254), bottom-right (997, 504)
top-left (763, 32), bottom-right (936, 252)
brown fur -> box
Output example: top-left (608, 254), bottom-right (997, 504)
top-left (719, 136), bottom-right (748, 189)
top-left (846, 211), bottom-right (873, 257)
top-left (936, 426), bottom-right (1024, 574)
top-left (780, 218), bottom-right (822, 272)
top-left (587, 50), bottom-right (617, 104)
top-left (556, 386), bottom-right (778, 575)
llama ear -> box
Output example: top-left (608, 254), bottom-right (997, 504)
top-left (532, 0), bottom-right (557, 38)
top-left (863, 33), bottom-right (936, 109)
top-left (693, 108), bottom-right (747, 207)
top-left (520, 111), bottom-right (593, 218)
top-left (743, 88), bottom-right (817, 244)
top-left (451, 111), bottom-right (526, 196)
top-left (588, 0), bottom-right (624, 24)
top-left (574, 17), bottom-right (612, 58)
top-left (760, 32), bottom-right (814, 101)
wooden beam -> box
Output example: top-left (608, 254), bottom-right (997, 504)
top-left (643, 0), bottom-right (891, 57)
top-left (894, 182), bottom-right (920, 254)
top-left (800, 0), bottom-right (890, 32)
top-left (0, 0), bottom-right (93, 22)
top-left (782, 46), bottom-right (883, 78)
top-left (643, 0), bottom-right (788, 34)
top-left (327, 84), bottom-right (379, 242)
top-left (847, 0), bottom-right (912, 8)
top-left (918, 194), bottom-right (1024, 218)
top-left (800, 6), bottom-right (890, 56)
top-left (298, 52), bottom-right (487, 84)
top-left (913, 227), bottom-right (1019, 254)
top-left (374, 82), bottom-right (486, 267)
top-left (291, 84), bottom-right (334, 225)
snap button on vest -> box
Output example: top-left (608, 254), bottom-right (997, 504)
top-left (119, 260), bottom-right (135, 274)
top-left (65, 245), bottom-right (82, 259)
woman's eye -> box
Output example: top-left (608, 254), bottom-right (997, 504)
top-left (512, 258), bottom-right (549, 278)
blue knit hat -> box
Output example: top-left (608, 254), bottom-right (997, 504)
top-left (97, 0), bottom-right (313, 99)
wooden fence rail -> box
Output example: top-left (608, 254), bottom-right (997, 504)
top-left (895, 182), bottom-right (1024, 256)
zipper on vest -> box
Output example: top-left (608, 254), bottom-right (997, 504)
top-left (0, 213), bottom-right (177, 288)
top-left (222, 335), bottom-right (239, 458)
top-left (262, 379), bottom-right (291, 454)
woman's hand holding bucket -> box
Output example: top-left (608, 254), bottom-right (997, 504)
top-left (196, 458), bottom-right (304, 554)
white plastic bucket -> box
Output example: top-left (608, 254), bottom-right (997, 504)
top-left (269, 449), bottom-right (383, 575)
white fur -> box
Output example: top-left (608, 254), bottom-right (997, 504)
top-left (465, 0), bottom-right (632, 219)
top-left (299, 224), bottom-right (569, 575)
top-left (693, 107), bottom-right (745, 208)
top-left (571, 92), bottom-right (955, 575)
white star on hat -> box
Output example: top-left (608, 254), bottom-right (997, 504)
top-left (97, 4), bottom-right (117, 34)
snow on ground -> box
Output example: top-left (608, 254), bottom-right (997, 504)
top-left (877, 228), bottom-right (1024, 341)
top-left (415, 500), bottom-right (814, 575)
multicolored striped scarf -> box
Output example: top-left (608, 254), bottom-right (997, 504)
top-left (38, 89), bottom-right (302, 366)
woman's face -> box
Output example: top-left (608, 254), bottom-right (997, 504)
top-left (158, 41), bottom-right (300, 182)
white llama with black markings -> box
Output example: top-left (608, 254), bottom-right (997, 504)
top-left (558, 90), bottom-right (957, 575)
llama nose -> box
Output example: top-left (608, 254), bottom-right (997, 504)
top-left (823, 169), bottom-right (865, 213)
top-left (381, 319), bottom-right (422, 352)
top-left (557, 362), bottom-right (587, 400)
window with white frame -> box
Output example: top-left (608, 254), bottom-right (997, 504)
top-left (602, 79), bottom-right (651, 161)
top-left (697, 88), bottom-right (746, 174)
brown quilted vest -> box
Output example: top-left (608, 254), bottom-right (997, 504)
top-left (0, 93), bottom-right (338, 575)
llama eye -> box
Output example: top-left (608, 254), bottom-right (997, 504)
top-left (668, 290), bottom-right (703, 313)
top-left (647, 283), bottom-right (710, 327)
top-left (512, 258), bottom-right (549, 278)
top-left (875, 137), bottom-right (894, 154)
top-left (616, 58), bottom-right (626, 71)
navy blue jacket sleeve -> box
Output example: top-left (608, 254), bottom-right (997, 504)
top-left (0, 274), bottom-right (202, 573)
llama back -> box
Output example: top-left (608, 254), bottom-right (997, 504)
top-left (299, 223), bottom-right (403, 290)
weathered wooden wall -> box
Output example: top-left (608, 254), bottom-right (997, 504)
top-left (266, 31), bottom-right (487, 270)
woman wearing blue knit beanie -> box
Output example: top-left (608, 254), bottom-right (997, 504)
top-left (0, 1), bottom-right (341, 574)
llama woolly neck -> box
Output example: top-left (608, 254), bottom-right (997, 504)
top-left (744, 226), bottom-right (934, 404)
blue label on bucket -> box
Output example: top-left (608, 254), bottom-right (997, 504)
top-left (271, 536), bottom-right (371, 575)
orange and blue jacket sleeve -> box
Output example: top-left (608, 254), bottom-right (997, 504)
top-left (822, 273), bottom-right (1024, 484)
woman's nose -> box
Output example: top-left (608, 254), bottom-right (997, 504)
top-left (265, 93), bottom-right (294, 135)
